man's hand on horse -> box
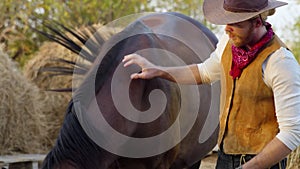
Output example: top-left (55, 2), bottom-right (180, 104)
top-left (123, 53), bottom-right (159, 80)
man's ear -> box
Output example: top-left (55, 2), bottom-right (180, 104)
top-left (252, 17), bottom-right (263, 28)
top-left (256, 15), bottom-right (265, 27)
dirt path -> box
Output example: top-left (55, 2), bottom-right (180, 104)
top-left (199, 152), bottom-right (217, 169)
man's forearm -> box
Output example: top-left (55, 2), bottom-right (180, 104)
top-left (159, 64), bottom-right (203, 84)
top-left (242, 137), bottom-right (291, 169)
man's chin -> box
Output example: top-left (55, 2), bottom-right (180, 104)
top-left (229, 40), bottom-right (242, 47)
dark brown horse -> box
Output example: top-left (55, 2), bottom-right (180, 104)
top-left (40, 12), bottom-right (219, 169)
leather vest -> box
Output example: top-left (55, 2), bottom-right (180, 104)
top-left (218, 36), bottom-right (286, 154)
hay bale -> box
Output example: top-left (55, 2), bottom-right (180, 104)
top-left (0, 48), bottom-right (48, 155)
top-left (287, 146), bottom-right (300, 169)
top-left (23, 41), bottom-right (76, 147)
top-left (24, 41), bottom-right (77, 90)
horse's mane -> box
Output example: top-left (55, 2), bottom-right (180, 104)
top-left (36, 21), bottom-right (115, 169)
top-left (32, 21), bottom-right (108, 92)
top-left (42, 101), bottom-right (113, 169)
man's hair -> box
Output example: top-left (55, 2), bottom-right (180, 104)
top-left (260, 9), bottom-right (276, 21)
top-left (249, 9), bottom-right (275, 26)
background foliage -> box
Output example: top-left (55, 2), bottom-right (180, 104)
top-left (291, 13), bottom-right (300, 61)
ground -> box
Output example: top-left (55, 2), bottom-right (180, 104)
top-left (199, 152), bottom-right (217, 169)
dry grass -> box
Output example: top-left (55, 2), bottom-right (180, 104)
top-left (23, 41), bottom-right (82, 148)
top-left (287, 146), bottom-right (300, 169)
top-left (199, 153), bottom-right (217, 169)
top-left (0, 48), bottom-right (49, 155)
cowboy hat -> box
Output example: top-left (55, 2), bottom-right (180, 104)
top-left (203, 0), bottom-right (287, 25)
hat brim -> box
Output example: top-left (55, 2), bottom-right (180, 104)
top-left (203, 0), bottom-right (287, 25)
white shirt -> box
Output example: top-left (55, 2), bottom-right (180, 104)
top-left (197, 34), bottom-right (300, 151)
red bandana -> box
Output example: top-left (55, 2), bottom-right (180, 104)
top-left (229, 23), bottom-right (274, 79)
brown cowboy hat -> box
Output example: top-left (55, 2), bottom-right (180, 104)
top-left (203, 0), bottom-right (287, 25)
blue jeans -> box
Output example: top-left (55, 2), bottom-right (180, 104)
top-left (216, 150), bottom-right (287, 169)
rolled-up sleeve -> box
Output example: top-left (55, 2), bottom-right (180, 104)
top-left (265, 47), bottom-right (300, 150)
top-left (197, 34), bottom-right (229, 83)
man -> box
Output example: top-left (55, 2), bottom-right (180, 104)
top-left (122, 0), bottom-right (300, 168)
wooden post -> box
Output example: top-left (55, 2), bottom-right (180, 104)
top-left (8, 162), bottom-right (33, 169)
top-left (0, 154), bottom-right (45, 169)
